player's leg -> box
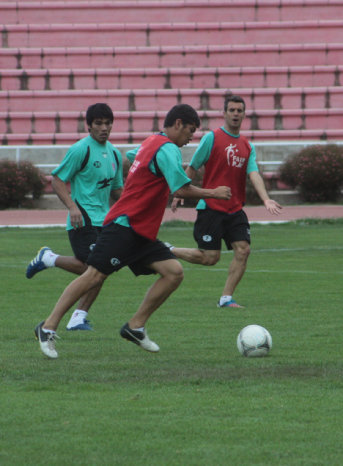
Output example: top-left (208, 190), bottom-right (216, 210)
top-left (26, 226), bottom-right (99, 278)
top-left (171, 246), bottom-right (220, 265)
top-left (221, 240), bottom-right (250, 296)
top-left (129, 258), bottom-right (184, 329)
top-left (35, 266), bottom-right (106, 358)
top-left (218, 210), bottom-right (250, 308)
top-left (167, 209), bottom-right (222, 266)
top-left (35, 225), bottom-right (122, 358)
top-left (120, 240), bottom-right (180, 353)
top-left (44, 266), bottom-right (106, 331)
top-left (65, 226), bottom-right (102, 330)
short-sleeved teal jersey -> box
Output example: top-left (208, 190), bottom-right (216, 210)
top-left (52, 135), bottom-right (123, 230)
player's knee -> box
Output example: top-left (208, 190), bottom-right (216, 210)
top-left (84, 266), bottom-right (106, 287)
top-left (235, 243), bottom-right (250, 261)
top-left (202, 252), bottom-right (220, 266)
top-left (168, 263), bottom-right (184, 287)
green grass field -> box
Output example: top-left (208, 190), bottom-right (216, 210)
top-left (1, 220), bottom-right (343, 465)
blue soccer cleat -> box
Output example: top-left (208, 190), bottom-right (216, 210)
top-left (217, 299), bottom-right (244, 309)
top-left (26, 246), bottom-right (51, 279)
top-left (66, 319), bottom-right (93, 331)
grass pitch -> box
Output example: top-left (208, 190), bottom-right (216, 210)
top-left (1, 219), bottom-right (343, 465)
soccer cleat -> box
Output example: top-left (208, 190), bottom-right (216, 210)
top-left (217, 299), bottom-right (244, 308)
top-left (66, 319), bottom-right (93, 331)
top-left (34, 321), bottom-right (59, 359)
top-left (120, 322), bottom-right (160, 352)
top-left (26, 246), bottom-right (51, 279)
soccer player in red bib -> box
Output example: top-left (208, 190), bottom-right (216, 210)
top-left (170, 95), bottom-right (282, 308)
top-left (34, 104), bottom-right (231, 358)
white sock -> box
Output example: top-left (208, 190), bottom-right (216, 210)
top-left (133, 327), bottom-right (144, 332)
top-left (219, 295), bottom-right (232, 306)
top-left (42, 250), bottom-right (59, 267)
top-left (70, 310), bottom-right (88, 321)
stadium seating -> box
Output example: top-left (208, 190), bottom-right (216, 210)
top-left (1, 0), bottom-right (343, 145)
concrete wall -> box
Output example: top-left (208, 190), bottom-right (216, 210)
top-left (1, 140), bottom-right (343, 174)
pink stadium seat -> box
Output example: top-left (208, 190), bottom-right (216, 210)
top-left (1, 0), bottom-right (342, 146)
top-left (4, 128), bottom-right (343, 146)
top-left (2, 1), bottom-right (343, 24)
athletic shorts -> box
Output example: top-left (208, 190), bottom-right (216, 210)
top-left (68, 225), bottom-right (102, 263)
top-left (193, 208), bottom-right (250, 251)
top-left (87, 223), bottom-right (175, 276)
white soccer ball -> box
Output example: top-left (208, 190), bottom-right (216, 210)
top-left (237, 324), bottom-right (272, 357)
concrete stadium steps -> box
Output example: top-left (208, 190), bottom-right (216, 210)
top-left (1, 65), bottom-right (342, 92)
top-left (1, 108), bottom-right (342, 136)
top-left (1, 43), bottom-right (342, 70)
top-left (2, 87), bottom-right (343, 112)
top-left (2, 20), bottom-right (343, 48)
top-left (3, 0), bottom-right (343, 24)
top-left (4, 129), bottom-right (343, 146)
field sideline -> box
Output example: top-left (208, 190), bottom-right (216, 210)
top-left (1, 204), bottom-right (343, 227)
top-left (1, 220), bottom-right (343, 465)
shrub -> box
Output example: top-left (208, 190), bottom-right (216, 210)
top-left (279, 144), bottom-right (343, 202)
top-left (0, 159), bottom-right (46, 209)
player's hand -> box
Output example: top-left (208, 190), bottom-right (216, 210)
top-left (264, 199), bottom-right (282, 215)
top-left (69, 206), bottom-right (83, 229)
top-left (171, 197), bottom-right (184, 212)
top-left (214, 186), bottom-right (231, 200)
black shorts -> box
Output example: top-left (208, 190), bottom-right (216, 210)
top-left (68, 226), bottom-right (102, 263)
top-left (87, 223), bottom-right (175, 276)
top-left (193, 208), bottom-right (250, 250)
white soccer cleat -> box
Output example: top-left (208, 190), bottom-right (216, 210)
top-left (34, 321), bottom-right (60, 359)
top-left (120, 323), bottom-right (160, 352)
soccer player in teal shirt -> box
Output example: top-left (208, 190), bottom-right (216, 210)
top-left (26, 103), bottom-right (123, 331)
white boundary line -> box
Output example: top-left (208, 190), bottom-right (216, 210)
top-left (0, 224), bottom-right (66, 228)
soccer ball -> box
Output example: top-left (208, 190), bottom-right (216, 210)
top-left (237, 324), bottom-right (272, 357)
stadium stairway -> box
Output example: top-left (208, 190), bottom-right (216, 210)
top-left (1, 0), bottom-right (343, 146)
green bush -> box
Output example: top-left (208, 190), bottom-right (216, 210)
top-left (0, 159), bottom-right (46, 209)
top-left (279, 144), bottom-right (343, 202)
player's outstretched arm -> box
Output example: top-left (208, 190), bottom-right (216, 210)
top-left (171, 165), bottom-right (198, 212)
top-left (249, 171), bottom-right (282, 215)
top-left (174, 184), bottom-right (231, 201)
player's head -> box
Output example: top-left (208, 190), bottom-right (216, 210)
top-left (164, 104), bottom-right (200, 128)
top-left (224, 94), bottom-right (246, 112)
top-left (223, 94), bottom-right (246, 135)
top-left (86, 103), bottom-right (114, 144)
top-left (163, 104), bottom-right (200, 147)
top-left (86, 103), bottom-right (114, 127)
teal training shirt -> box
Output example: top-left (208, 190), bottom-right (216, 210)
top-left (189, 128), bottom-right (258, 210)
top-left (52, 135), bottom-right (123, 230)
top-left (117, 137), bottom-right (191, 228)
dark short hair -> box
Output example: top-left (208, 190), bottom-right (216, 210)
top-left (164, 104), bottom-right (200, 128)
top-left (86, 103), bottom-right (114, 126)
top-left (224, 94), bottom-right (246, 112)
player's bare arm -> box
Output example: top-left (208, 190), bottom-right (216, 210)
top-left (174, 184), bottom-right (231, 201)
top-left (52, 175), bottom-right (83, 228)
top-left (171, 165), bottom-right (198, 211)
top-left (248, 171), bottom-right (282, 215)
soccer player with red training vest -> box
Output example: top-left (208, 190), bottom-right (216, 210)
top-left (34, 104), bottom-right (231, 359)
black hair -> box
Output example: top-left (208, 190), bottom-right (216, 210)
top-left (86, 103), bottom-right (114, 126)
top-left (224, 94), bottom-right (246, 112)
top-left (163, 104), bottom-right (200, 128)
